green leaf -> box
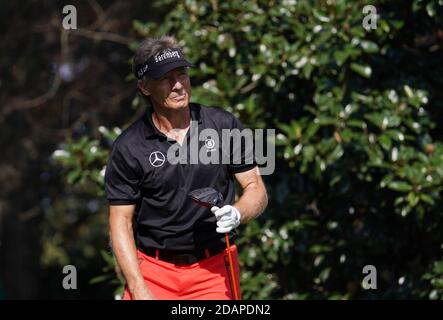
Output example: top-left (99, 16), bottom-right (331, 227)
top-left (388, 181), bottom-right (413, 192)
top-left (378, 135), bottom-right (392, 150)
top-left (319, 267), bottom-right (331, 283)
top-left (420, 194), bottom-right (435, 205)
top-left (67, 168), bottom-right (82, 185)
top-left (334, 50), bottom-right (348, 66)
top-left (381, 174), bottom-right (394, 188)
top-left (304, 123), bottom-right (320, 140)
top-left (430, 279), bottom-right (443, 288)
top-left (303, 145), bottom-right (316, 161)
top-left (100, 250), bottom-right (116, 266)
top-left (90, 275), bottom-right (111, 285)
top-left (360, 40), bottom-right (379, 53)
top-left (404, 85), bottom-right (414, 98)
top-left (426, 2), bottom-right (436, 17)
top-left (433, 261), bottom-right (443, 274)
top-left (350, 63), bottom-right (372, 78)
top-left (407, 192), bottom-right (419, 207)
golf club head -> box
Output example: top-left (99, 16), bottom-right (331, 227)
top-left (188, 187), bottom-right (224, 208)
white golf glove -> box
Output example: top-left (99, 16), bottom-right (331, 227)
top-left (211, 205), bottom-right (241, 233)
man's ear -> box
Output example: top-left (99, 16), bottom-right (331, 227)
top-left (137, 80), bottom-right (151, 96)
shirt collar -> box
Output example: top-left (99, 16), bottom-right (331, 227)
top-left (143, 103), bottom-right (202, 139)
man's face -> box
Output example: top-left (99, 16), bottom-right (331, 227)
top-left (142, 67), bottom-right (191, 110)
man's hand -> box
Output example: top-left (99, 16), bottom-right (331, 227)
top-left (211, 205), bottom-right (241, 233)
top-left (130, 282), bottom-right (155, 300)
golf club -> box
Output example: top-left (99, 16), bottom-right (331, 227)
top-left (188, 187), bottom-right (240, 300)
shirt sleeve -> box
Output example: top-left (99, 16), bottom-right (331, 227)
top-left (104, 140), bottom-right (143, 205)
top-left (227, 114), bottom-right (258, 174)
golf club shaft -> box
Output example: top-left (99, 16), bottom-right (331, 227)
top-left (225, 232), bottom-right (239, 300)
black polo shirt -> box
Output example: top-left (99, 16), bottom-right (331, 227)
top-left (104, 103), bottom-right (257, 251)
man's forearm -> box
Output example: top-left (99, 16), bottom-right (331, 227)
top-left (233, 180), bottom-right (268, 224)
top-left (110, 214), bottom-right (154, 299)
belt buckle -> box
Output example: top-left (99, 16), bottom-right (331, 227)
top-left (173, 254), bottom-right (194, 266)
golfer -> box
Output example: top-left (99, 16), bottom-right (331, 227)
top-left (105, 36), bottom-right (268, 300)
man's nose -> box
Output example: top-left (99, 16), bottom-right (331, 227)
top-left (171, 76), bottom-right (184, 90)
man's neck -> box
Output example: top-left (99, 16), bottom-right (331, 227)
top-left (151, 104), bottom-right (191, 134)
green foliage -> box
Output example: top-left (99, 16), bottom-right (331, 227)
top-left (51, 0), bottom-right (443, 299)
top-left (423, 254), bottom-right (443, 300)
top-left (89, 250), bottom-right (125, 299)
top-left (48, 127), bottom-right (124, 296)
top-left (51, 127), bottom-right (122, 193)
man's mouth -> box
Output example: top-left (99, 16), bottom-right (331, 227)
top-left (172, 94), bottom-right (186, 101)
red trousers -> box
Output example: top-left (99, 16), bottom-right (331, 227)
top-left (123, 244), bottom-right (241, 300)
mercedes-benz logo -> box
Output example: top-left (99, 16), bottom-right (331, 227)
top-left (149, 151), bottom-right (166, 167)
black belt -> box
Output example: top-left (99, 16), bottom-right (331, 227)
top-left (139, 244), bottom-right (227, 266)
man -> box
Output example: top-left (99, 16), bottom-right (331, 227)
top-left (105, 36), bottom-right (268, 300)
